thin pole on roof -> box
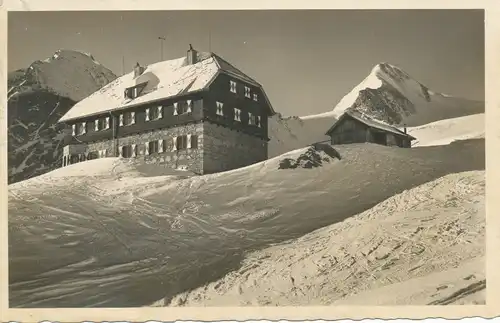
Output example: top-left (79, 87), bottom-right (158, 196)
top-left (158, 36), bottom-right (166, 61)
top-left (208, 30), bottom-right (212, 52)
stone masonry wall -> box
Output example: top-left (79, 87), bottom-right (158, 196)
top-left (67, 121), bottom-right (268, 174)
top-left (83, 122), bottom-right (204, 174)
top-left (203, 121), bottom-right (267, 174)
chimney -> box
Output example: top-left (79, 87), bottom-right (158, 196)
top-left (187, 44), bottom-right (197, 65)
top-left (403, 124), bottom-right (407, 134)
top-left (133, 62), bottom-right (144, 78)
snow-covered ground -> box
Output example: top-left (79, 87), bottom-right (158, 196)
top-left (408, 113), bottom-right (485, 147)
top-left (8, 139), bottom-right (484, 307)
top-left (163, 170), bottom-right (484, 306)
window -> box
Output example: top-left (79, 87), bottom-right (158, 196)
top-left (93, 118), bottom-right (110, 132)
top-left (147, 141), bottom-right (159, 154)
top-left (245, 86), bottom-right (251, 98)
top-left (120, 111), bottom-right (136, 126)
top-left (174, 134), bottom-right (198, 151)
top-left (248, 112), bottom-right (256, 126)
top-left (124, 86), bottom-right (141, 99)
top-left (88, 151), bottom-right (99, 160)
top-left (121, 145), bottom-right (134, 158)
top-left (176, 135), bottom-right (188, 150)
top-left (230, 80), bottom-right (237, 93)
top-left (98, 149), bottom-right (107, 158)
top-left (234, 108), bottom-right (241, 122)
top-left (189, 135), bottom-right (198, 149)
top-left (146, 106), bottom-right (163, 121)
top-left (173, 101), bottom-right (192, 116)
top-left (216, 101), bottom-right (224, 116)
top-left (74, 122), bottom-right (86, 135)
top-left (253, 93), bottom-right (258, 101)
top-left (257, 116), bottom-right (262, 128)
top-left (94, 118), bottom-right (107, 131)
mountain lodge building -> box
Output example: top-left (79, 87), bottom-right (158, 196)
top-left (325, 110), bottom-right (417, 148)
top-left (57, 45), bottom-right (276, 174)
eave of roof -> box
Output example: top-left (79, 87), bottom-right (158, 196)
top-left (325, 111), bottom-right (416, 140)
top-left (58, 51), bottom-right (276, 123)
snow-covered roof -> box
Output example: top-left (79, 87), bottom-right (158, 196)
top-left (59, 51), bottom-right (275, 122)
top-left (325, 110), bottom-right (417, 140)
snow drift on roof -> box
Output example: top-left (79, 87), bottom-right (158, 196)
top-left (327, 110), bottom-right (416, 140)
top-left (58, 51), bottom-right (271, 123)
top-left (59, 54), bottom-right (219, 122)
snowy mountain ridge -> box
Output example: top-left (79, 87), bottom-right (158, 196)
top-left (329, 62), bottom-right (483, 126)
top-left (268, 62), bottom-right (484, 157)
top-left (7, 49), bottom-right (117, 184)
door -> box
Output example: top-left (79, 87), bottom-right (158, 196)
top-left (372, 131), bottom-right (387, 146)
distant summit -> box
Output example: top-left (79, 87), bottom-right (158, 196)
top-left (267, 62), bottom-right (484, 157)
top-left (329, 62), bottom-right (484, 127)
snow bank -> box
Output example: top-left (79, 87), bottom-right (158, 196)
top-left (8, 139), bottom-right (484, 307)
top-left (408, 113), bottom-right (485, 147)
top-left (164, 170), bottom-right (485, 306)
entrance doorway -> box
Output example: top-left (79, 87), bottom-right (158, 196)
top-left (372, 131), bottom-right (387, 146)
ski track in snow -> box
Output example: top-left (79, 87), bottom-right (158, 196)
top-left (164, 171), bottom-right (485, 306)
top-left (8, 139), bottom-right (484, 307)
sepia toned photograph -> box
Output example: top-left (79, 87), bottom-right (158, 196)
top-left (6, 9), bottom-right (485, 308)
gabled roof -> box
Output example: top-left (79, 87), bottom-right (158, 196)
top-left (325, 110), bottom-right (417, 140)
top-left (58, 50), bottom-right (275, 123)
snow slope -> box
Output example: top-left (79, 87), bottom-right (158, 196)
top-left (329, 63), bottom-right (484, 127)
top-left (164, 170), bottom-right (485, 306)
top-left (9, 138), bottom-right (484, 307)
top-left (8, 50), bottom-right (117, 184)
top-left (408, 113), bottom-right (485, 147)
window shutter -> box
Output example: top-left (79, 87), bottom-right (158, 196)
top-left (82, 122), bottom-right (87, 134)
top-left (187, 100), bottom-right (192, 113)
top-left (72, 124), bottom-right (76, 136)
top-left (158, 139), bottom-right (164, 153)
top-left (173, 103), bottom-right (178, 115)
top-left (157, 106), bottom-right (163, 119)
top-left (131, 144), bottom-right (136, 157)
top-left (119, 146), bottom-right (123, 157)
top-left (131, 112), bottom-right (136, 124)
top-left (187, 134), bottom-right (192, 149)
top-left (145, 142), bottom-right (150, 155)
top-left (172, 136), bottom-right (178, 151)
top-left (119, 114), bottom-right (124, 126)
top-left (105, 117), bottom-right (110, 129)
top-left (94, 119), bottom-right (99, 131)
top-left (145, 108), bottom-right (150, 121)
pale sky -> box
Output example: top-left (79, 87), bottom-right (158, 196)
top-left (8, 10), bottom-right (484, 116)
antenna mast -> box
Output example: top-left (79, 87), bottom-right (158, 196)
top-left (209, 30), bottom-right (212, 52)
top-left (158, 36), bottom-right (166, 61)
